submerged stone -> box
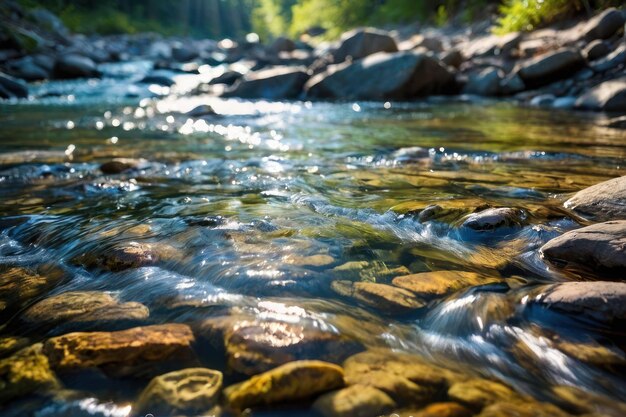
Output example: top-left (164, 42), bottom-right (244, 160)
top-left (313, 384), bottom-right (396, 417)
top-left (331, 280), bottom-right (425, 314)
top-left (396, 402), bottom-right (473, 417)
top-left (448, 379), bottom-right (522, 410)
top-left (224, 360), bottom-right (345, 409)
top-left (392, 270), bottom-right (500, 299)
top-left (0, 336), bottom-right (30, 358)
top-left (43, 324), bottom-right (196, 377)
top-left (75, 241), bottom-right (182, 271)
top-left (100, 158), bottom-right (146, 175)
top-left (564, 176), bottom-right (626, 221)
top-left (0, 266), bottom-right (64, 317)
top-left (0, 343), bottom-right (60, 404)
top-left (478, 402), bottom-right (572, 417)
top-left (345, 370), bottom-right (435, 407)
top-left (461, 208), bottom-right (526, 231)
top-left (330, 261), bottom-right (410, 282)
top-left (133, 368), bottom-right (223, 417)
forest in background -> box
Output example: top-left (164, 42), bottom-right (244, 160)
top-left (14, 0), bottom-right (624, 41)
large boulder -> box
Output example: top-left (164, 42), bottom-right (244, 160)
top-left (540, 221), bottom-right (626, 274)
top-left (53, 54), bottom-right (100, 79)
top-left (5, 56), bottom-right (50, 81)
top-left (516, 48), bottom-right (585, 88)
top-left (576, 76), bottom-right (626, 112)
top-left (224, 360), bottom-right (345, 409)
top-left (529, 281), bottom-right (626, 325)
top-left (333, 28), bottom-right (398, 63)
top-left (564, 175), bottom-right (626, 221)
top-left (133, 368), bottom-right (223, 417)
top-left (73, 241), bottom-right (182, 272)
top-left (306, 51), bottom-right (455, 100)
top-left (225, 66), bottom-right (308, 100)
top-left (0, 72), bottom-right (28, 99)
top-left (462, 67), bottom-right (503, 96)
top-left (579, 8), bottom-right (625, 42)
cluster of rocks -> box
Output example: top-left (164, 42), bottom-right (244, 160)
top-left (2, 2), bottom-right (626, 117)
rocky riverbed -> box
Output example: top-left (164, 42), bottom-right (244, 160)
top-left (1, 2), bottom-right (626, 417)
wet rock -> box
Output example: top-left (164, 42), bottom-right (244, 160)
top-left (552, 385), bottom-right (626, 416)
top-left (224, 360), bottom-right (345, 409)
top-left (43, 324), bottom-right (196, 377)
top-left (396, 402), bottom-right (473, 417)
top-left (75, 241), bottom-right (182, 271)
top-left (579, 8), bottom-right (625, 42)
top-left (583, 40), bottom-right (610, 61)
top-left (0, 344), bottom-right (60, 403)
top-left (552, 96), bottom-right (577, 110)
top-left (6, 56), bottom-right (49, 81)
top-left (605, 115), bottom-right (626, 129)
top-left (283, 254), bottom-right (334, 267)
top-left (313, 384), bottom-right (396, 417)
top-left (133, 368), bottom-right (222, 417)
top-left (479, 401), bottom-right (571, 417)
top-left (53, 54), bottom-right (99, 79)
top-left (448, 379), bottom-right (522, 410)
top-left (463, 67), bottom-right (503, 96)
top-left (575, 76), bottom-right (626, 112)
top-left (530, 94), bottom-right (555, 108)
top-left (590, 44), bottom-right (626, 72)
top-left (139, 73), bottom-right (175, 86)
top-left (197, 316), bottom-right (362, 376)
top-left (186, 104), bottom-right (216, 118)
top-left (564, 175), bottom-right (626, 221)
top-left (268, 37), bottom-right (296, 55)
top-left (440, 49), bottom-right (464, 69)
top-left (331, 280), bottom-right (425, 314)
top-left (499, 73), bottom-right (525, 95)
top-left (0, 337), bottom-right (29, 359)
top-left (225, 66), bottom-right (308, 100)
top-left (30, 8), bottom-right (70, 39)
top-left (516, 48), bottom-right (585, 89)
top-left (20, 291), bottom-right (149, 331)
top-left (330, 261), bottom-right (410, 282)
top-left (540, 221), bottom-right (626, 273)
top-left (209, 70), bottom-right (243, 86)
top-left (529, 281), bottom-right (626, 325)
top-left (461, 208), bottom-right (526, 231)
top-left (0, 266), bottom-right (64, 317)
top-left (0, 72), bottom-right (28, 99)
top-left (172, 44), bottom-right (198, 62)
top-left (345, 370), bottom-right (434, 407)
top-left (100, 158), bottom-right (145, 174)
top-left (306, 51), bottom-right (455, 100)
top-left (333, 28), bottom-right (398, 63)
top-left (392, 271), bottom-right (500, 300)
top-left (553, 338), bottom-right (626, 367)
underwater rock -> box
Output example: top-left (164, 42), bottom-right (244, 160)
top-left (43, 324), bottom-right (196, 377)
top-left (224, 360), bottom-right (345, 409)
top-left (283, 254), bottom-right (335, 267)
top-left (133, 368), bottom-right (223, 417)
top-left (331, 280), bottom-right (425, 314)
top-left (345, 370), bottom-right (436, 407)
top-left (0, 266), bottom-right (64, 317)
top-left (395, 402), bottom-right (473, 417)
top-left (478, 401), bottom-right (572, 417)
top-left (461, 208), bottom-right (526, 231)
top-left (196, 316), bottom-right (362, 376)
top-left (74, 241), bottom-right (182, 271)
top-left (20, 291), bottom-right (149, 331)
top-left (99, 158), bottom-right (146, 174)
top-left (564, 176), bottom-right (626, 221)
top-left (0, 343), bottom-right (60, 404)
top-left (313, 384), bottom-right (396, 417)
top-left (540, 221), bottom-right (626, 274)
top-left (448, 379), bottom-right (523, 410)
top-left (0, 336), bottom-right (30, 359)
top-left (392, 270), bottom-right (500, 299)
top-left (330, 261), bottom-right (410, 282)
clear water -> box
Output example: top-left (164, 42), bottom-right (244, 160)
top-left (1, 62), bottom-right (626, 416)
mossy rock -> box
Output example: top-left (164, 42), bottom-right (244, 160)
top-left (224, 360), bottom-right (345, 410)
top-left (313, 384), bottom-right (396, 417)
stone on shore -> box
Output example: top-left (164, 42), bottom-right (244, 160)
top-left (564, 175), bottom-right (626, 221)
top-left (579, 8), bottom-right (625, 42)
top-left (306, 51), bottom-right (455, 100)
top-left (392, 271), bottom-right (500, 299)
top-left (575, 77), bottom-right (626, 112)
top-left (225, 66), bottom-right (308, 99)
top-left (583, 40), bottom-right (610, 61)
top-left (53, 54), bottom-right (99, 79)
top-left (529, 281), bottom-right (626, 325)
top-left (0, 343), bottom-right (59, 404)
top-left (516, 48), bottom-right (585, 88)
top-left (331, 280), bottom-right (425, 314)
top-left (462, 67), bottom-right (503, 96)
top-left (224, 360), bottom-right (345, 409)
top-left (268, 37), bottom-right (296, 55)
top-left (313, 385), bottom-right (396, 417)
top-left (540, 221), bottom-right (626, 273)
top-left (332, 28), bottom-right (398, 63)
top-left (0, 72), bottom-right (28, 99)
top-left (133, 368), bottom-right (223, 417)
top-left (42, 324), bottom-right (196, 377)
top-left (20, 291), bottom-right (149, 331)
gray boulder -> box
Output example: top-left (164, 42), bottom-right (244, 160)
top-left (29, 8), bottom-right (70, 39)
top-left (530, 281), bottom-right (626, 325)
top-left (516, 48), bottom-right (585, 88)
top-left (268, 37), bottom-right (296, 55)
top-left (306, 51), bottom-right (455, 100)
top-left (333, 28), bottom-right (398, 63)
top-left (583, 40), bottom-right (610, 61)
top-left (575, 77), bottom-right (626, 112)
top-left (6, 57), bottom-right (49, 81)
top-left (463, 67), bottom-right (503, 96)
top-left (540, 220), bottom-right (626, 273)
top-left (564, 175), bottom-right (626, 221)
top-left (53, 54), bottom-right (99, 79)
top-left (579, 8), bottom-right (625, 42)
top-left (0, 72), bottom-right (28, 99)
top-left (590, 44), bottom-right (626, 73)
top-left (225, 66), bottom-right (309, 100)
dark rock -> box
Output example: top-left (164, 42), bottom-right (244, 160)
top-left (74, 241), bottom-right (182, 272)
top-left (208, 70), bottom-right (243, 86)
top-left (462, 208), bottom-right (526, 231)
top-left (604, 115), bottom-right (626, 129)
top-left (0, 344), bottom-right (60, 404)
top-left (583, 40), bottom-right (610, 61)
top-left (100, 158), bottom-right (145, 174)
top-left (185, 104), bottom-right (215, 118)
top-left (139, 73), bottom-right (175, 87)
top-left (333, 28), bottom-right (398, 63)
top-left (0, 72), bottom-right (28, 98)
top-left (552, 96), bottom-right (577, 110)
top-left (564, 175), bottom-right (626, 221)
top-left (53, 54), bottom-right (99, 79)
top-left (540, 220), bottom-right (626, 273)
top-left (479, 402), bottom-right (571, 417)
top-left (529, 281), bottom-right (626, 325)
top-left (268, 37), bottom-right (296, 54)
top-left (575, 77), bottom-right (626, 112)
top-left (6, 56), bottom-right (49, 81)
top-left (530, 94), bottom-right (556, 108)
top-left (29, 8), bottom-right (70, 39)
top-left (463, 67), bottom-right (503, 96)
top-left (590, 44), bottom-right (626, 73)
top-left (579, 8), bottom-right (625, 42)
top-left (306, 51), bottom-right (455, 100)
top-left (225, 66), bottom-right (308, 100)
top-left (499, 73), bottom-right (525, 95)
top-left (516, 48), bottom-right (585, 88)
top-left (441, 49), bottom-right (464, 68)
top-left (172, 44), bottom-right (199, 62)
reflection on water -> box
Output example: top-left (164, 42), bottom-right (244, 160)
top-left (1, 63), bottom-right (626, 415)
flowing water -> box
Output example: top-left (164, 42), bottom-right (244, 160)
top-left (1, 62), bottom-right (626, 416)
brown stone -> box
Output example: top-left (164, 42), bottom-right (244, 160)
top-left (331, 280), bottom-right (425, 314)
top-left (564, 176), bottom-right (626, 221)
top-left (392, 271), bottom-right (500, 299)
top-left (313, 385), bottom-right (396, 417)
top-left (0, 343), bottom-right (60, 403)
top-left (397, 402), bottom-right (474, 417)
top-left (75, 241), bottom-right (182, 271)
top-left (448, 379), bottom-right (523, 410)
top-left (0, 266), bottom-right (64, 316)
